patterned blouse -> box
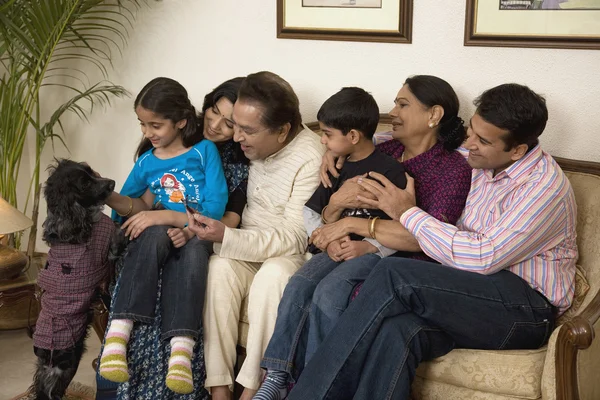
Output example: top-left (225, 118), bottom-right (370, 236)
top-left (376, 139), bottom-right (472, 261)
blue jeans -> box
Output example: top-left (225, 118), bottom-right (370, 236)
top-left (111, 225), bottom-right (212, 340)
top-left (287, 257), bottom-right (555, 400)
top-left (261, 253), bottom-right (380, 382)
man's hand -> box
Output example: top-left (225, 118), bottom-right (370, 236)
top-left (167, 227), bottom-right (194, 248)
top-left (357, 172), bottom-right (416, 220)
top-left (338, 237), bottom-right (377, 261)
top-left (326, 238), bottom-right (346, 262)
top-left (186, 210), bottom-right (226, 243)
top-left (121, 210), bottom-right (163, 239)
top-left (320, 151), bottom-right (346, 188)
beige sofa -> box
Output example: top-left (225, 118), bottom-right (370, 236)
top-left (236, 116), bottom-right (600, 400)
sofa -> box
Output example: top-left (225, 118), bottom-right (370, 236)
top-left (235, 115), bottom-right (600, 399)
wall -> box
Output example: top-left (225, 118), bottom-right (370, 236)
top-left (24, 0), bottom-right (600, 251)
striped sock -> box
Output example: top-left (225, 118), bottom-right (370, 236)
top-left (99, 319), bottom-right (133, 383)
top-left (253, 370), bottom-right (289, 400)
top-left (166, 336), bottom-right (195, 394)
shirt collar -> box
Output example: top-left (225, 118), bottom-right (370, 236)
top-left (485, 145), bottom-right (543, 182)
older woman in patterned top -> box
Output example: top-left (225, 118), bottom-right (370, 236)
top-left (254, 75), bottom-right (472, 400)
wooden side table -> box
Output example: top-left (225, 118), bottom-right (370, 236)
top-left (0, 253), bottom-right (44, 333)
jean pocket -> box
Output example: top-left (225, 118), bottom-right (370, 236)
top-left (499, 320), bottom-right (551, 350)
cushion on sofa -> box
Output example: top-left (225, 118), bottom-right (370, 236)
top-left (415, 347), bottom-right (547, 399)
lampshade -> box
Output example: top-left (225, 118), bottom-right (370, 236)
top-left (0, 196), bottom-right (33, 235)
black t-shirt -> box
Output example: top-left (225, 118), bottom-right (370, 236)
top-left (305, 148), bottom-right (407, 243)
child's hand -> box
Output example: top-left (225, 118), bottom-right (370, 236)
top-left (338, 237), bottom-right (378, 261)
top-left (121, 210), bottom-right (163, 239)
top-left (168, 227), bottom-right (194, 248)
top-left (326, 239), bottom-right (345, 262)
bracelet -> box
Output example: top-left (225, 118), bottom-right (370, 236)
top-left (321, 205), bottom-right (330, 224)
top-left (369, 217), bottom-right (380, 240)
top-left (117, 196), bottom-right (133, 217)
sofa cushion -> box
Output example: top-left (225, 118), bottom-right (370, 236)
top-left (415, 347), bottom-right (547, 399)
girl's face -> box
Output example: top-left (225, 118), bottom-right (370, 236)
top-left (203, 97), bottom-right (235, 143)
top-left (136, 106), bottom-right (185, 152)
top-left (388, 85), bottom-right (433, 142)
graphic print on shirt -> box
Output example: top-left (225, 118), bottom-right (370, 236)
top-left (160, 173), bottom-right (186, 204)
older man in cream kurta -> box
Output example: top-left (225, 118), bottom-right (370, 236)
top-left (189, 123), bottom-right (324, 396)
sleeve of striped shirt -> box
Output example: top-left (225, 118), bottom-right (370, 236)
top-left (219, 159), bottom-right (321, 262)
top-left (400, 182), bottom-right (569, 274)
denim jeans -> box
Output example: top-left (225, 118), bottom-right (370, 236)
top-left (261, 253), bottom-right (380, 382)
top-left (288, 257), bottom-right (555, 400)
top-left (112, 225), bottom-right (212, 340)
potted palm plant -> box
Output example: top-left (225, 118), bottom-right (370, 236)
top-left (0, 0), bottom-right (150, 261)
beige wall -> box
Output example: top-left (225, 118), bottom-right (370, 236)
top-left (23, 0), bottom-right (600, 251)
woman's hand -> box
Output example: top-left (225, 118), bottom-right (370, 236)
top-left (309, 219), bottom-right (351, 250)
top-left (320, 151), bottom-right (346, 188)
top-left (338, 237), bottom-right (377, 261)
top-left (121, 210), bottom-right (163, 239)
top-left (167, 227), bottom-right (194, 248)
top-left (329, 176), bottom-right (376, 210)
top-left (357, 172), bottom-right (416, 220)
top-left (186, 211), bottom-right (226, 243)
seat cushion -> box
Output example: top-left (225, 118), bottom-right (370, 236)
top-left (415, 347), bottom-right (547, 399)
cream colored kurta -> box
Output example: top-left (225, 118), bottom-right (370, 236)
top-left (204, 127), bottom-right (325, 391)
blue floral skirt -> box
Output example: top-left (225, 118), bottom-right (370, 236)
top-left (97, 269), bottom-right (209, 400)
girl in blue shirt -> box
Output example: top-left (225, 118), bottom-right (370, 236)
top-left (98, 77), bottom-right (228, 395)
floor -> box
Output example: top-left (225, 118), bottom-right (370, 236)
top-left (0, 328), bottom-right (101, 400)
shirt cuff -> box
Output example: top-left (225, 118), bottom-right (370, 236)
top-left (399, 207), bottom-right (431, 237)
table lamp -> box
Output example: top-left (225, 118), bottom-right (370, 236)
top-left (0, 196), bottom-right (33, 280)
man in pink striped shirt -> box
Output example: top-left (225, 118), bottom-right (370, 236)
top-left (287, 83), bottom-right (578, 400)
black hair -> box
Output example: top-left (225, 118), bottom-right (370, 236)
top-left (474, 83), bottom-right (548, 152)
top-left (237, 71), bottom-right (302, 139)
top-left (134, 77), bottom-right (201, 159)
top-left (404, 75), bottom-right (466, 151)
top-left (317, 87), bottom-right (379, 139)
top-left (199, 77), bottom-right (248, 165)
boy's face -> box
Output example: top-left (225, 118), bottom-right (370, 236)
top-left (319, 122), bottom-right (356, 159)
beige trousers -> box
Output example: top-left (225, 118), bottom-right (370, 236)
top-left (203, 253), bottom-right (310, 391)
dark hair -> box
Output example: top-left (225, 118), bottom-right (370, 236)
top-left (404, 75), bottom-right (465, 151)
top-left (134, 77), bottom-right (201, 159)
top-left (199, 77), bottom-right (248, 164)
top-left (237, 71), bottom-right (302, 139)
top-left (474, 83), bottom-right (547, 152)
top-left (317, 87), bottom-right (379, 139)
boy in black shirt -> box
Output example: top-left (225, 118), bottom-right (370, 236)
top-left (303, 87), bottom-right (407, 258)
top-left (253, 87), bottom-right (406, 400)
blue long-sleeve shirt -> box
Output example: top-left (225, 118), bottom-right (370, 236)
top-left (117, 140), bottom-right (228, 221)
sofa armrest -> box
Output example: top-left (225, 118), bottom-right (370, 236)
top-left (555, 289), bottom-right (600, 400)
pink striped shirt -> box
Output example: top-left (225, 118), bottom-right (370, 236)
top-left (400, 145), bottom-right (578, 314)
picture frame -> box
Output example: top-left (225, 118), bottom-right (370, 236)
top-left (465, 0), bottom-right (600, 50)
top-left (276, 0), bottom-right (413, 44)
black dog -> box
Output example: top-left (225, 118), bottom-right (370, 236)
top-left (31, 159), bottom-right (119, 400)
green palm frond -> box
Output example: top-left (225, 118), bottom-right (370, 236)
top-left (0, 0), bottom-right (149, 250)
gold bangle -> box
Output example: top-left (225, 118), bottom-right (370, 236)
top-left (117, 196), bottom-right (133, 217)
top-left (321, 205), bottom-right (330, 224)
top-left (369, 217), bottom-right (380, 240)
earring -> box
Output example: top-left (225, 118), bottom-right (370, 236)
top-left (428, 122), bottom-right (435, 128)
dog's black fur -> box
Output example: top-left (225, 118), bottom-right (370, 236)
top-left (32, 159), bottom-right (123, 400)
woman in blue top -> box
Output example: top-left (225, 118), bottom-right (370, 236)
top-left (98, 77), bottom-right (228, 395)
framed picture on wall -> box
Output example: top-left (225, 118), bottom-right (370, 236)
top-left (465, 0), bottom-right (600, 49)
top-left (276, 0), bottom-right (413, 43)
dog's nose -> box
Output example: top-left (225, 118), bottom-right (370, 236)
top-left (107, 179), bottom-right (115, 192)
